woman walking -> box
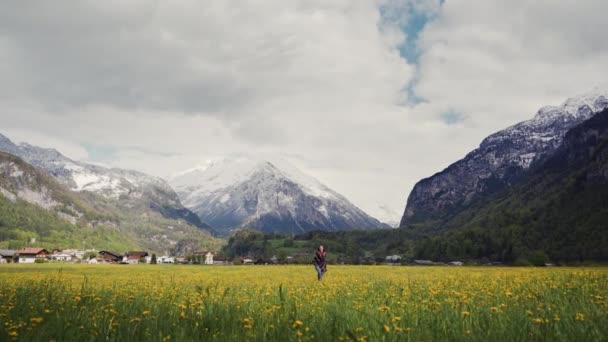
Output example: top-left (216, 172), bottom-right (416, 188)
top-left (313, 245), bottom-right (327, 281)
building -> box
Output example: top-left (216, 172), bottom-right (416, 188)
top-left (98, 251), bottom-right (123, 264)
top-left (0, 249), bottom-right (16, 263)
top-left (192, 251), bottom-right (215, 265)
top-left (16, 248), bottom-right (50, 263)
top-left (124, 251), bottom-right (149, 264)
top-left (50, 251), bottom-right (74, 262)
top-left (158, 256), bottom-right (175, 264)
top-left (386, 255), bottom-right (402, 264)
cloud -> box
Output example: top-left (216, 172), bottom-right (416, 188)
top-left (1, 1), bottom-right (607, 224)
top-left (413, 0), bottom-right (608, 131)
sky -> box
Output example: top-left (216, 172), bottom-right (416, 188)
top-left (2, 0), bottom-right (608, 224)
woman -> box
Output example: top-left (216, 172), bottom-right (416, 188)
top-left (313, 245), bottom-right (327, 281)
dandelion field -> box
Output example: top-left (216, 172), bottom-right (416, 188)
top-left (0, 265), bottom-right (606, 341)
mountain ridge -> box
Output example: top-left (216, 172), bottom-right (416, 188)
top-left (401, 89), bottom-right (608, 226)
top-left (171, 158), bottom-right (388, 236)
top-left (0, 133), bottom-right (214, 234)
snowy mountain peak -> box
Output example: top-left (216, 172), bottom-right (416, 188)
top-left (171, 157), bottom-right (386, 235)
top-left (534, 89), bottom-right (608, 123)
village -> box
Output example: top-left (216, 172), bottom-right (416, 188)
top-left (0, 248), bottom-right (472, 266)
top-left (0, 248), bottom-right (234, 265)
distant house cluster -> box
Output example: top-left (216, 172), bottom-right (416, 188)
top-left (0, 248), bottom-right (227, 265)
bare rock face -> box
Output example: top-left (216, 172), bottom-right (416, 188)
top-left (171, 158), bottom-right (387, 236)
top-left (401, 90), bottom-right (608, 226)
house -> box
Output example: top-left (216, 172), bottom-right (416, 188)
top-left (63, 249), bottom-right (88, 260)
top-left (0, 249), bottom-right (16, 263)
top-left (98, 251), bottom-right (123, 264)
top-left (124, 251), bottom-right (149, 264)
top-left (16, 248), bottom-right (50, 263)
top-left (386, 255), bottom-right (402, 264)
top-left (192, 251), bottom-right (214, 265)
top-left (87, 258), bottom-right (99, 264)
top-left (449, 261), bottom-right (464, 266)
top-left (158, 256), bottom-right (175, 264)
top-left (51, 251), bottom-right (74, 262)
top-left (241, 257), bottom-right (254, 265)
top-left (175, 257), bottom-right (188, 264)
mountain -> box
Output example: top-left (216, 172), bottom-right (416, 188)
top-left (401, 89), bottom-right (608, 226)
top-left (170, 158), bottom-right (388, 236)
top-left (0, 150), bottom-right (221, 253)
top-left (413, 108), bottom-right (608, 263)
top-left (0, 133), bottom-right (213, 234)
top-left (0, 151), bottom-right (132, 251)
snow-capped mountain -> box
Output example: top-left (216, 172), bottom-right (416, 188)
top-left (170, 158), bottom-right (387, 235)
top-left (401, 88), bottom-right (608, 226)
top-left (0, 133), bottom-right (212, 232)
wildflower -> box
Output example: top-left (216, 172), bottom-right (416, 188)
top-left (490, 307), bottom-right (499, 313)
top-left (391, 316), bottom-right (401, 323)
top-left (383, 324), bottom-right (390, 333)
top-left (462, 311), bottom-right (470, 317)
top-left (355, 327), bottom-right (364, 333)
top-left (292, 320), bottom-right (304, 329)
top-left (142, 310), bottom-right (150, 315)
top-left (377, 306), bottom-right (390, 312)
top-left (575, 313), bottom-right (585, 321)
top-left (8, 331), bottom-right (18, 337)
top-left (30, 317), bottom-right (44, 324)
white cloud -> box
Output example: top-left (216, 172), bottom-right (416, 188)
top-left (1, 1), bottom-right (607, 224)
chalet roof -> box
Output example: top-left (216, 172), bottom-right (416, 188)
top-left (0, 249), bottom-right (16, 257)
top-left (99, 251), bottom-right (123, 258)
top-left (126, 251), bottom-right (148, 257)
top-left (17, 248), bottom-right (49, 255)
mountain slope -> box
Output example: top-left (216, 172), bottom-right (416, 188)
top-left (401, 89), bottom-right (608, 226)
top-left (0, 151), bottom-right (221, 253)
top-left (414, 108), bottom-right (608, 263)
top-left (171, 158), bottom-right (387, 236)
top-left (0, 133), bottom-right (213, 234)
top-left (0, 151), bottom-right (133, 251)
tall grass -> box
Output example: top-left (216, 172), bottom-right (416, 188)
top-left (0, 265), bottom-right (606, 341)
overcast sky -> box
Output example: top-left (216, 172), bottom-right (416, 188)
top-left (2, 0), bottom-right (608, 224)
